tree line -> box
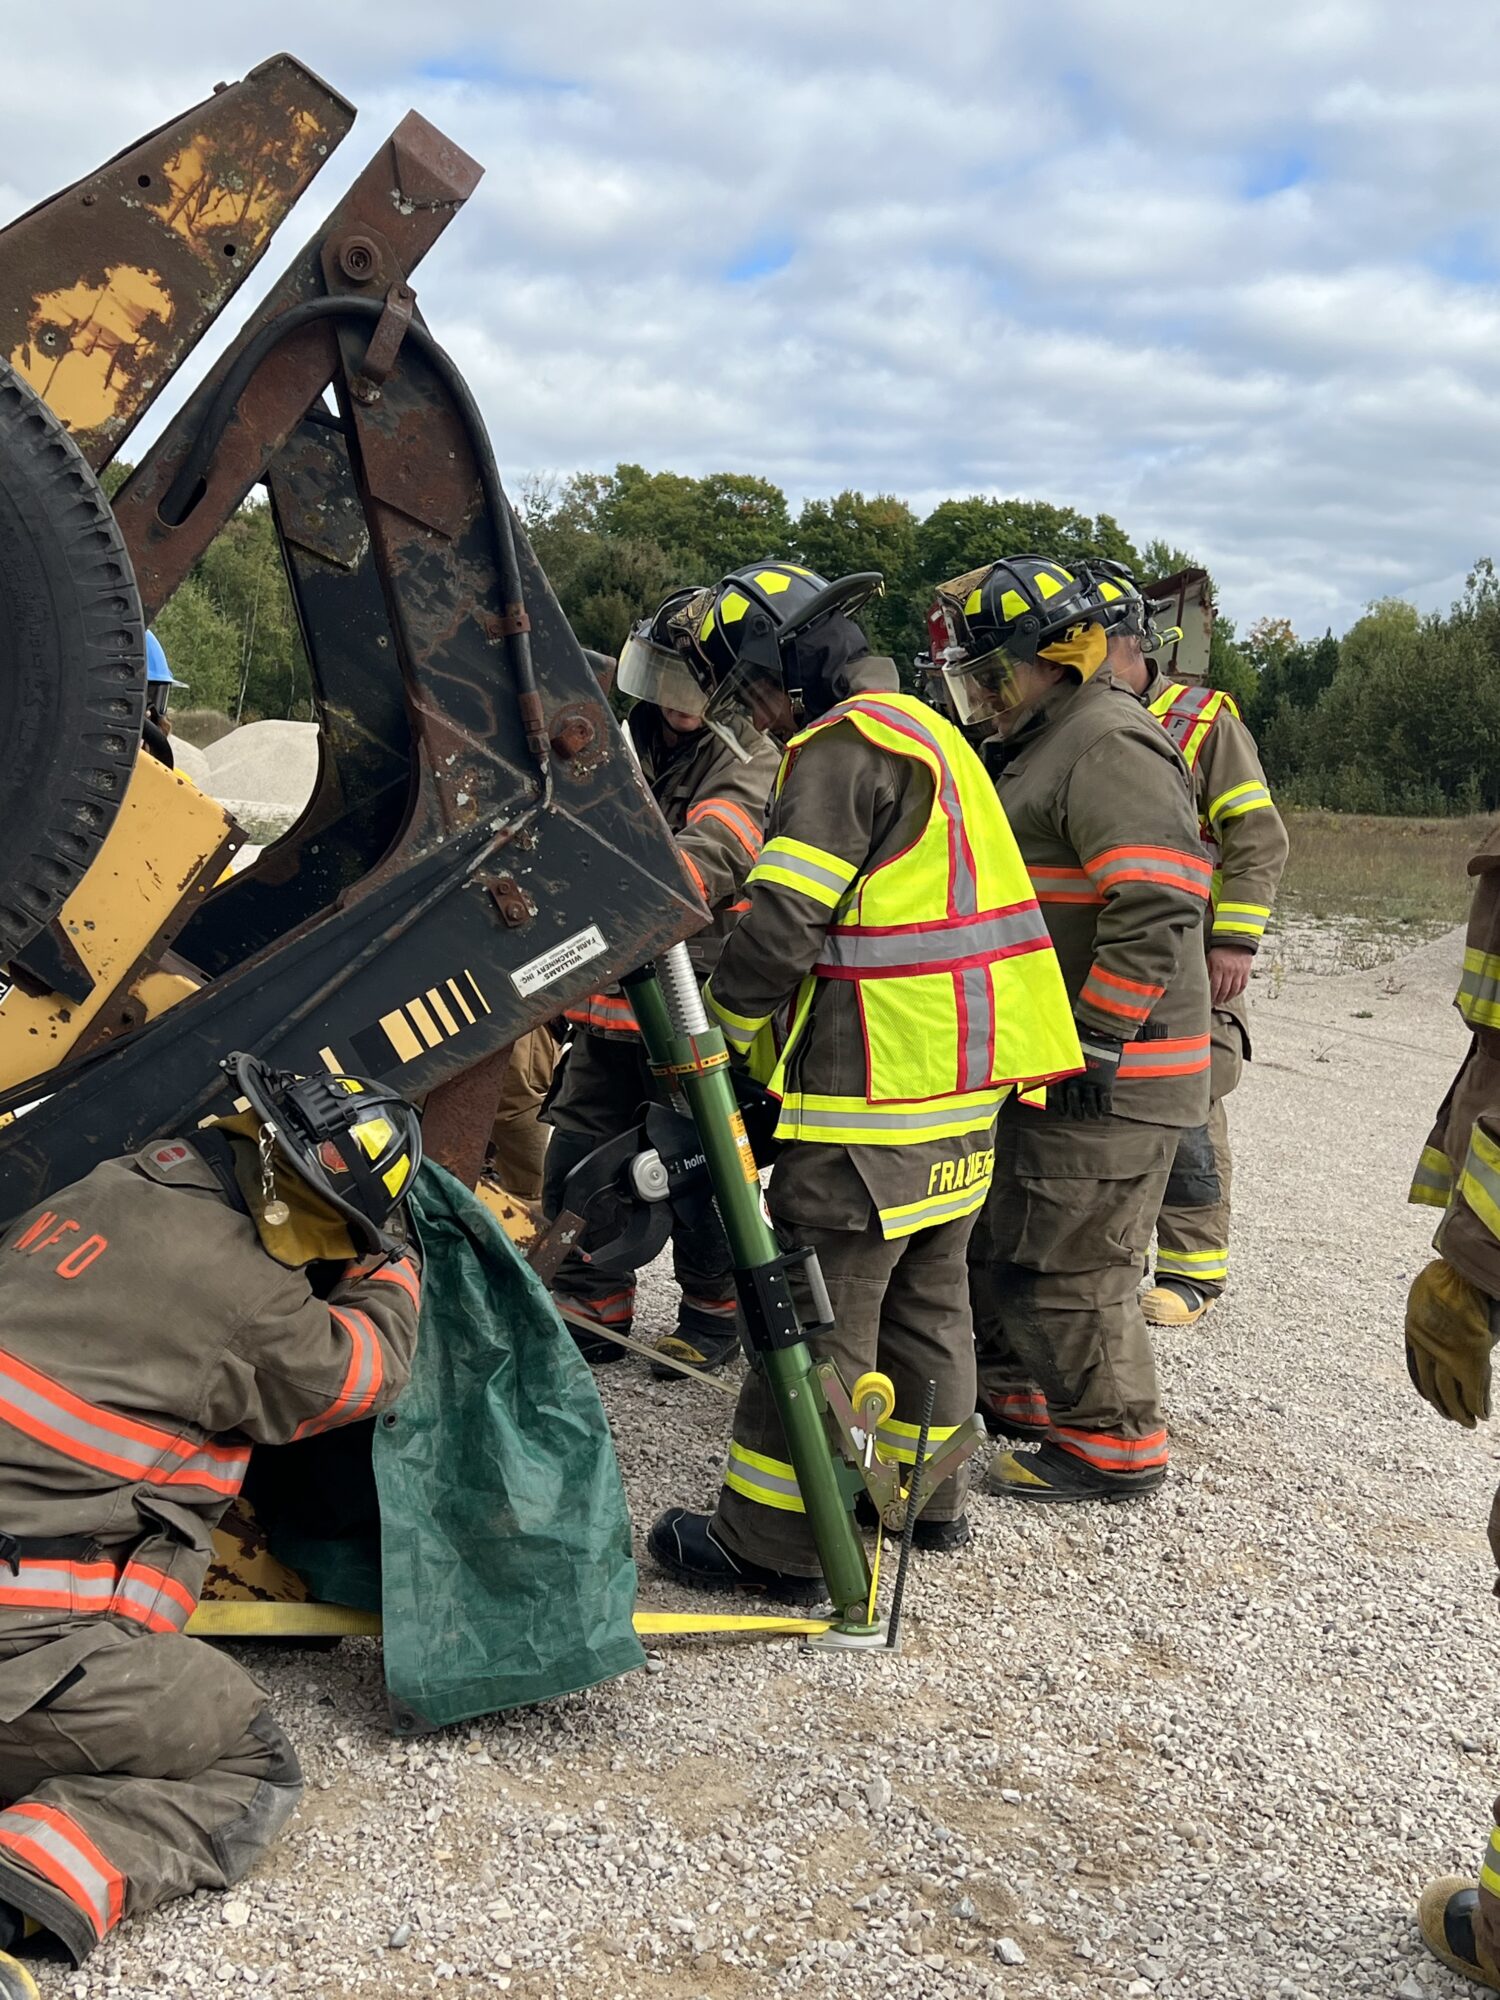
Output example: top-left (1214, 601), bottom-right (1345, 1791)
top-left (123, 456), bottom-right (1500, 818)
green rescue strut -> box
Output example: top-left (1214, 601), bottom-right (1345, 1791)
top-left (621, 950), bottom-right (877, 1632)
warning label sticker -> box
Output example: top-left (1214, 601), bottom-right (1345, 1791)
top-left (511, 925), bottom-right (609, 998)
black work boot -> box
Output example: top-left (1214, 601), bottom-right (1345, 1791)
top-left (977, 1386), bottom-right (1050, 1443)
top-left (987, 1442), bottom-right (1166, 1504)
top-left (853, 1492), bottom-right (971, 1551)
top-left (1419, 1878), bottom-right (1500, 1992)
top-left (649, 1300), bottom-right (742, 1379)
top-left (646, 1509), bottom-right (828, 1605)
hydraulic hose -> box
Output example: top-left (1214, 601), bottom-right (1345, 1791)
top-left (156, 294), bottom-right (552, 802)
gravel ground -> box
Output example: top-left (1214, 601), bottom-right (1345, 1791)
top-left (55, 925), bottom-right (1500, 2000)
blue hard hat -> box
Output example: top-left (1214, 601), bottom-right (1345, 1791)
top-left (145, 630), bottom-right (184, 686)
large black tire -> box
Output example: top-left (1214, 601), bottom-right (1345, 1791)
top-left (0, 362), bottom-right (145, 965)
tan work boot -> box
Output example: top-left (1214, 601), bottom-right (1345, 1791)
top-left (1140, 1277), bottom-right (1215, 1327)
top-left (1419, 1877), bottom-right (1500, 1991)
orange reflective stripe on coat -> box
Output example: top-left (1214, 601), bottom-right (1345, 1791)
top-left (290, 1307), bottom-right (384, 1441)
top-left (1049, 1425), bottom-right (1169, 1471)
top-left (369, 1257), bottom-right (421, 1310)
top-left (1084, 845), bottom-right (1213, 899)
top-left (1118, 1034), bottom-right (1211, 1079)
top-left (1078, 964), bottom-right (1165, 1026)
top-left (565, 992), bottom-right (639, 1033)
top-left (0, 1346), bottom-right (248, 1497)
top-left (0, 1803), bottom-right (125, 1941)
top-left (1029, 866), bottom-right (1103, 906)
top-left (0, 1556), bottom-right (196, 1633)
top-left (686, 797), bottom-right (763, 862)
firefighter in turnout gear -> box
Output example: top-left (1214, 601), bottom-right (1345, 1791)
top-left (936, 555), bottom-right (1212, 1502)
top-left (1405, 827), bottom-right (1500, 1991)
top-left (647, 562), bottom-right (1079, 1597)
top-left (0, 1056), bottom-right (422, 1970)
top-left (1090, 562), bottom-right (1288, 1327)
top-left (542, 587), bottom-right (782, 1374)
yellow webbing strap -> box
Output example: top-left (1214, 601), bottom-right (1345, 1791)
top-left (188, 1601), bottom-right (832, 1641)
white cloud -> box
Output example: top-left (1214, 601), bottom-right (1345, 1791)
top-left (4, 0), bottom-right (1500, 636)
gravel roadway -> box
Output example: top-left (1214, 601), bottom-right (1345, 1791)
top-left (60, 926), bottom-right (1500, 2000)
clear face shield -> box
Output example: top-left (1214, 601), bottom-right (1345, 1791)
top-left (618, 622), bottom-right (764, 763)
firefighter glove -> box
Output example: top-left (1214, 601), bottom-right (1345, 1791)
top-left (1053, 1025), bottom-right (1122, 1121)
top-left (1405, 1257), bottom-right (1497, 1429)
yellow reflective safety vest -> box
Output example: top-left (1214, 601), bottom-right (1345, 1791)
top-left (1147, 681), bottom-right (1239, 771)
top-left (732, 693), bottom-right (1080, 1146)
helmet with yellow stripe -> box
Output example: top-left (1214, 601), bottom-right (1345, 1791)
top-left (929, 555), bottom-right (1110, 726)
top-left (224, 1052), bottom-right (423, 1259)
top-left (1075, 558), bottom-right (1184, 657)
top-left (678, 561), bottom-right (884, 735)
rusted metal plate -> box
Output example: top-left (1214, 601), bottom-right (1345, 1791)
top-left (1143, 566), bottom-right (1215, 685)
top-left (113, 112), bottom-right (482, 618)
top-left (422, 1045), bottom-right (514, 1189)
top-left (0, 54), bottom-right (353, 468)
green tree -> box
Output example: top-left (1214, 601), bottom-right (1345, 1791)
top-left (914, 496), bottom-right (1138, 586)
top-left (793, 490), bottom-right (919, 660)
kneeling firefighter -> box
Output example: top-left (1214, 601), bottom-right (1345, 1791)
top-left (934, 555), bottom-right (1212, 1503)
top-left (0, 1057), bottom-right (422, 1986)
top-left (543, 587), bottom-right (782, 1374)
top-left (648, 562), bottom-right (1079, 1599)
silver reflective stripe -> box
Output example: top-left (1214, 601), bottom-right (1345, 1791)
top-left (1090, 853), bottom-right (1210, 895)
top-left (0, 1348), bottom-right (246, 1493)
top-left (1156, 686), bottom-right (1215, 749)
top-left (791, 1099), bottom-right (995, 1135)
top-left (1459, 950), bottom-right (1500, 1027)
top-left (0, 1807), bottom-right (116, 1937)
top-left (750, 843), bottom-right (852, 899)
top-left (112, 1568), bottom-right (189, 1631)
top-left (958, 963), bottom-right (994, 1092)
top-left (0, 1358), bottom-right (160, 1475)
top-left (1460, 1132), bottom-right (1500, 1229)
top-left (1118, 1039), bottom-right (1209, 1075)
top-left (818, 903), bottom-right (1050, 971)
top-left (0, 1562), bottom-right (113, 1609)
top-left (881, 1185), bottom-right (991, 1234)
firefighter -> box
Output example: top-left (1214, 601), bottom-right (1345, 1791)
top-left (0, 1054), bottom-right (422, 1979)
top-left (542, 587), bottom-right (782, 1375)
top-left (936, 555), bottom-right (1212, 1501)
top-left (1093, 563), bottom-right (1288, 1327)
top-left (648, 562), bottom-right (1079, 1597)
top-left (1406, 826), bottom-right (1500, 1991)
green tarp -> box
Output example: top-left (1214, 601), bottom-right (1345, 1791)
top-left (274, 1162), bottom-right (644, 1730)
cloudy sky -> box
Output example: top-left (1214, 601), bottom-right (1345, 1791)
top-left (5, 2), bottom-right (1498, 634)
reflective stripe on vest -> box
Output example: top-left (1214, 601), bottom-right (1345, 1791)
top-left (1147, 682), bottom-right (1238, 770)
top-left (1458, 1122), bottom-right (1500, 1243)
top-left (0, 1554), bottom-right (197, 1633)
top-left (1458, 946), bottom-right (1500, 1031)
top-left (741, 693), bottom-right (1078, 1146)
top-left (0, 1803), bottom-right (125, 1942)
top-left (1409, 1143), bottom-right (1455, 1209)
top-left (0, 1346), bottom-right (249, 1498)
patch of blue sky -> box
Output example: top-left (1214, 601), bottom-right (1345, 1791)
top-left (416, 51), bottom-right (578, 93)
top-left (1242, 148), bottom-right (1310, 199)
top-left (726, 233), bottom-right (796, 282)
top-left (1425, 227), bottom-right (1500, 285)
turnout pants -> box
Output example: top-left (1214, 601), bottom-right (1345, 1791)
top-left (970, 1102), bottom-right (1175, 1480)
top-left (712, 1146), bottom-right (978, 1578)
top-left (1152, 1010), bottom-right (1244, 1299)
top-left (543, 1030), bottom-right (736, 1345)
top-left (488, 1025), bottom-right (558, 1202)
top-left (0, 1620), bottom-right (302, 1963)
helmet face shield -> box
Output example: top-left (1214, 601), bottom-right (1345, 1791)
top-left (617, 627), bottom-right (711, 717)
top-left (939, 644), bottom-right (1028, 725)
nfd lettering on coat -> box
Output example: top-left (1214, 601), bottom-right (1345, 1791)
top-left (927, 1148), bottom-right (995, 1197)
top-left (10, 1212), bottom-right (108, 1278)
